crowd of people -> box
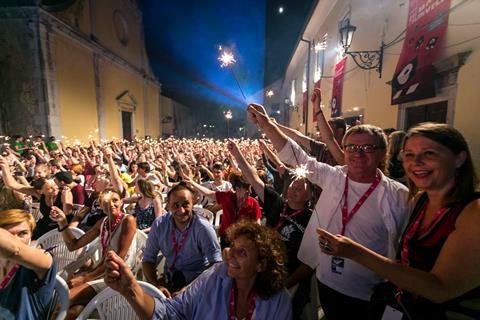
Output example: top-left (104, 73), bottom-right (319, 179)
top-left (0, 88), bottom-right (479, 319)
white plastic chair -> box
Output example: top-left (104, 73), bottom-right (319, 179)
top-left (46, 275), bottom-right (69, 320)
top-left (194, 207), bottom-right (214, 224)
top-left (29, 202), bottom-right (43, 221)
top-left (60, 238), bottom-right (101, 280)
top-left (35, 228), bottom-right (87, 273)
top-left (76, 281), bottom-right (166, 320)
top-left (132, 229), bottom-right (148, 278)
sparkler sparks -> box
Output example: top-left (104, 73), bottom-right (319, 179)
top-left (292, 164), bottom-right (311, 180)
top-left (218, 45), bottom-right (247, 101)
top-left (218, 50), bottom-right (236, 68)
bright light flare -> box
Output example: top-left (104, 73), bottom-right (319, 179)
top-left (292, 164), bottom-right (311, 180)
top-left (266, 90), bottom-right (274, 98)
top-left (224, 110), bottom-right (233, 120)
top-left (218, 51), bottom-right (236, 68)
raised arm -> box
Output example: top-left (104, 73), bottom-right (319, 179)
top-left (258, 139), bottom-right (283, 169)
top-left (247, 104), bottom-right (289, 153)
top-left (105, 251), bottom-right (156, 319)
top-left (104, 147), bottom-right (126, 194)
top-left (274, 121), bottom-right (313, 152)
top-left (49, 206), bottom-right (100, 251)
top-left (311, 88), bottom-right (344, 165)
top-left (184, 177), bottom-right (216, 200)
top-left (0, 155), bottom-right (37, 197)
top-left (227, 140), bottom-right (265, 202)
top-left (0, 227), bottom-right (53, 280)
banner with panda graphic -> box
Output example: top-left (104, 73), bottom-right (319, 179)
top-left (331, 58), bottom-right (346, 117)
top-left (391, 0), bottom-right (451, 105)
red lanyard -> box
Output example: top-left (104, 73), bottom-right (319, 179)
top-left (169, 219), bottom-right (191, 271)
top-left (341, 173), bottom-right (381, 235)
top-left (229, 281), bottom-right (256, 320)
top-left (0, 263), bottom-right (20, 289)
top-left (101, 212), bottom-right (125, 253)
top-left (400, 200), bottom-right (449, 266)
top-left (275, 201), bottom-right (304, 231)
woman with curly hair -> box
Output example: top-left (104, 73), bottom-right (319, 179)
top-left (104, 219), bottom-right (292, 319)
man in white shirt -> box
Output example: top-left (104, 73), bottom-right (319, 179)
top-left (247, 104), bottom-right (409, 319)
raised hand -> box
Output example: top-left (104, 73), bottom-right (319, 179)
top-left (311, 88), bottom-right (322, 116)
top-left (227, 139), bottom-right (240, 157)
top-left (104, 250), bottom-right (136, 294)
top-left (49, 206), bottom-right (67, 225)
top-left (316, 228), bottom-right (357, 259)
top-left (247, 104), bottom-right (269, 128)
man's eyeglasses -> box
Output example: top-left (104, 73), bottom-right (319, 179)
top-left (343, 144), bottom-right (384, 153)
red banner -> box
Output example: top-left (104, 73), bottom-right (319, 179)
top-left (331, 58), bottom-right (346, 117)
top-left (391, 0), bottom-right (451, 105)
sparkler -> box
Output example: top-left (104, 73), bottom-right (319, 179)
top-left (218, 46), bottom-right (247, 101)
top-left (289, 144), bottom-right (321, 227)
top-left (291, 164), bottom-right (311, 181)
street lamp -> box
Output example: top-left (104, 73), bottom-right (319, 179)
top-left (339, 19), bottom-right (384, 78)
top-left (224, 110), bottom-right (233, 137)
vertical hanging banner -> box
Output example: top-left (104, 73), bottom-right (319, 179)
top-left (331, 57), bottom-right (346, 117)
top-left (391, 0), bottom-right (451, 105)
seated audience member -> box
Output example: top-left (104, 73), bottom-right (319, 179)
top-left (124, 178), bottom-right (164, 233)
top-left (54, 171), bottom-right (87, 205)
top-left (0, 209), bottom-right (57, 319)
top-left (68, 174), bottom-right (110, 231)
top-left (1, 155), bottom-right (74, 239)
top-left (186, 172), bottom-right (261, 248)
top-left (105, 220), bottom-right (292, 319)
top-left (134, 161), bottom-right (161, 186)
top-left (33, 163), bottom-right (50, 181)
top-left (199, 162), bottom-right (232, 212)
top-left (228, 139), bottom-right (314, 318)
top-left (142, 182), bottom-right (222, 297)
top-left (70, 163), bottom-right (86, 187)
top-left (317, 123), bottom-right (480, 319)
top-left (49, 188), bottom-right (137, 320)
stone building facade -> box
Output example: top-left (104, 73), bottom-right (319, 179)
top-left (0, 0), bottom-right (163, 142)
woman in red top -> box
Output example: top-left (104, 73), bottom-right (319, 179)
top-left (186, 172), bottom-right (261, 248)
top-left (317, 123), bottom-right (480, 319)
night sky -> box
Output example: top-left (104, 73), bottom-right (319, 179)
top-left (138, 0), bottom-right (315, 131)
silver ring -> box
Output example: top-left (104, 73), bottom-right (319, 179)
top-left (323, 241), bottom-right (331, 251)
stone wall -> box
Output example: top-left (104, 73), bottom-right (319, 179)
top-left (0, 7), bottom-right (49, 136)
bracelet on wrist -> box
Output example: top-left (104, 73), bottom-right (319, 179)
top-left (58, 224), bottom-right (69, 232)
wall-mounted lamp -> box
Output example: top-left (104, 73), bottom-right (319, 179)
top-left (339, 20), bottom-right (384, 78)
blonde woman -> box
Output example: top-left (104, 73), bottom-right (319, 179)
top-left (49, 188), bottom-right (137, 319)
top-left (0, 209), bottom-right (56, 319)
